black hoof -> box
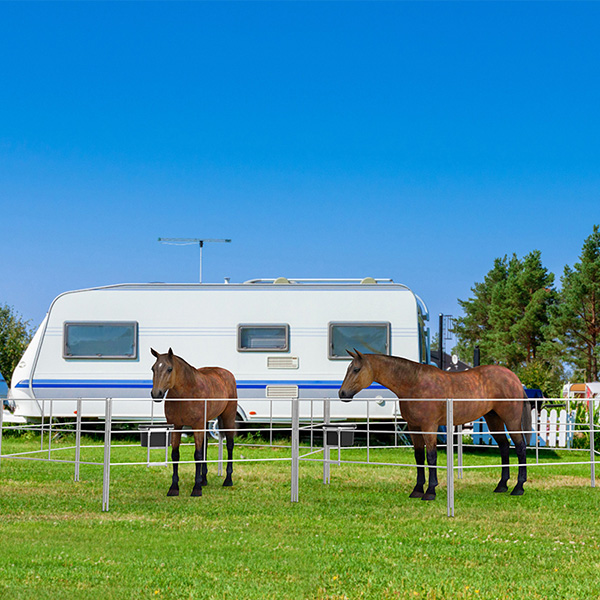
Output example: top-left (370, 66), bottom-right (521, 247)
top-left (191, 486), bottom-right (203, 497)
top-left (493, 482), bottom-right (509, 493)
top-left (409, 488), bottom-right (424, 499)
top-left (510, 485), bottom-right (525, 496)
top-left (201, 478), bottom-right (208, 487)
top-left (222, 478), bottom-right (233, 487)
top-left (167, 487), bottom-right (179, 497)
top-left (421, 493), bottom-right (436, 501)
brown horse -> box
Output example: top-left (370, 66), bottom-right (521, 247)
top-left (150, 348), bottom-right (238, 497)
top-left (339, 351), bottom-right (532, 500)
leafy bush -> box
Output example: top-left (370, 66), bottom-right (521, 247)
top-left (516, 359), bottom-right (565, 398)
top-left (571, 402), bottom-right (600, 450)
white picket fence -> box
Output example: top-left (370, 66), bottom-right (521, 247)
top-left (537, 408), bottom-right (576, 448)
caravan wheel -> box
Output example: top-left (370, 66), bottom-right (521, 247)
top-left (208, 411), bottom-right (245, 439)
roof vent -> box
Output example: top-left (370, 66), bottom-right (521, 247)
top-left (360, 277), bottom-right (377, 285)
top-left (273, 277), bottom-right (290, 284)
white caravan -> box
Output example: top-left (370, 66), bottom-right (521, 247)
top-left (9, 278), bottom-right (431, 423)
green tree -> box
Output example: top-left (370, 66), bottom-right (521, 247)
top-left (515, 358), bottom-right (564, 398)
top-left (0, 303), bottom-right (34, 382)
top-left (550, 225), bottom-right (600, 381)
top-left (430, 332), bottom-right (439, 353)
top-left (453, 250), bottom-right (557, 371)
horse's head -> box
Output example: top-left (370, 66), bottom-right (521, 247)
top-left (339, 349), bottom-right (374, 401)
top-left (150, 347), bottom-right (176, 401)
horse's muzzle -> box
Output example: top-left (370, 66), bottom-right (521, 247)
top-left (151, 389), bottom-right (165, 401)
top-left (338, 389), bottom-right (354, 402)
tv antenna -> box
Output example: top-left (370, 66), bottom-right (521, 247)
top-left (158, 238), bottom-right (231, 283)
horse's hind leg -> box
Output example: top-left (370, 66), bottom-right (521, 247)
top-left (168, 431), bottom-right (182, 497)
top-left (219, 411), bottom-right (236, 487)
top-left (484, 412), bottom-right (510, 493)
top-left (508, 430), bottom-right (527, 496)
top-left (191, 427), bottom-right (206, 497)
top-left (201, 433), bottom-right (208, 487)
top-left (409, 429), bottom-right (426, 498)
top-left (223, 434), bottom-right (234, 487)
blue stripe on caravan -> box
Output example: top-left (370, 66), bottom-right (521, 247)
top-left (16, 379), bottom-right (386, 390)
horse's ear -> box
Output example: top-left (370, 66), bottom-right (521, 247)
top-left (168, 348), bottom-right (174, 359)
top-left (151, 348), bottom-right (159, 358)
top-left (347, 349), bottom-right (356, 359)
top-left (354, 348), bottom-right (364, 360)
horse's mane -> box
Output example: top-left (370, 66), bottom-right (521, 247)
top-left (364, 353), bottom-right (440, 377)
top-left (366, 353), bottom-right (417, 368)
top-left (173, 354), bottom-right (198, 373)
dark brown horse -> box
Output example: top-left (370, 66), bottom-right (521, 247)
top-left (150, 348), bottom-right (238, 497)
top-left (339, 351), bottom-right (532, 500)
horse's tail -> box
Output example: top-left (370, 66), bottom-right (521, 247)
top-left (521, 391), bottom-right (533, 446)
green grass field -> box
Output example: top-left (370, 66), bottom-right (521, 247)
top-left (1, 432), bottom-right (600, 600)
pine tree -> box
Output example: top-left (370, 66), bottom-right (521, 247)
top-left (453, 251), bottom-right (556, 371)
top-left (550, 225), bottom-right (600, 381)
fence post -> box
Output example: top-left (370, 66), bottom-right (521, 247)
top-left (291, 398), bottom-right (299, 502)
top-left (590, 400), bottom-right (596, 488)
top-left (446, 398), bottom-right (455, 518)
top-left (270, 399), bottom-right (274, 447)
top-left (457, 424), bottom-right (463, 479)
top-left (48, 399), bottom-right (54, 460)
top-left (533, 406), bottom-right (539, 464)
top-left (323, 398), bottom-right (331, 485)
top-left (74, 399), bottom-right (82, 482)
top-left (0, 399), bottom-right (4, 469)
top-left (102, 398), bottom-right (113, 512)
top-left (40, 399), bottom-right (45, 453)
top-left (366, 399), bottom-right (370, 464)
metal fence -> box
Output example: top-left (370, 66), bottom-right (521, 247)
top-left (1, 397), bottom-right (598, 517)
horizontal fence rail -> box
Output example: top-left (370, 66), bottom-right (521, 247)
top-left (1, 396), bottom-right (598, 516)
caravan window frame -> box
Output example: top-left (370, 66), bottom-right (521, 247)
top-left (237, 324), bottom-right (290, 352)
top-left (63, 321), bottom-right (139, 360)
top-left (328, 321), bottom-right (391, 360)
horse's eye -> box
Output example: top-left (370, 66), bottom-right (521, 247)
top-left (167, 367), bottom-right (173, 373)
top-left (353, 368), bottom-right (360, 374)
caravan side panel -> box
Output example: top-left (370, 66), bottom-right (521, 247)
top-left (11, 283), bottom-right (427, 421)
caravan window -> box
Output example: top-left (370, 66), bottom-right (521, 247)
top-left (238, 324), bottom-right (289, 352)
top-left (64, 322), bottom-right (138, 359)
top-left (329, 322), bottom-right (390, 359)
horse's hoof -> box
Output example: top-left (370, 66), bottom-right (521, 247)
top-left (493, 483), bottom-right (509, 493)
top-left (409, 489), bottom-right (424, 499)
top-left (510, 486), bottom-right (525, 496)
top-left (191, 487), bottom-right (203, 497)
top-left (222, 478), bottom-right (233, 487)
top-left (421, 493), bottom-right (436, 501)
top-left (201, 478), bottom-right (208, 487)
top-left (167, 488), bottom-right (179, 497)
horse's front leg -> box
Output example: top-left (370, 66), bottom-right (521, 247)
top-left (422, 432), bottom-right (439, 501)
top-left (409, 427), bottom-right (426, 498)
top-left (191, 426), bottom-right (206, 497)
top-left (220, 403), bottom-right (237, 487)
top-left (168, 431), bottom-right (182, 497)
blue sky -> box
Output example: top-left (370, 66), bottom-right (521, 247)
top-left (1, 2), bottom-right (599, 339)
